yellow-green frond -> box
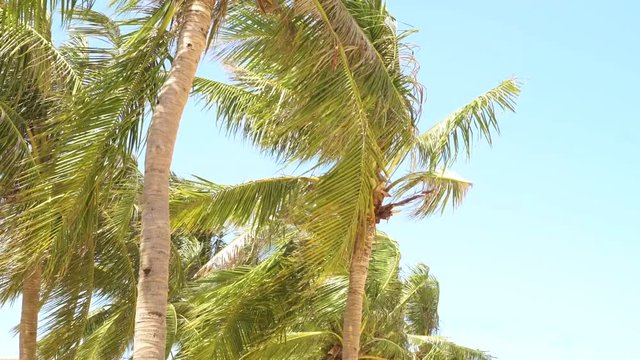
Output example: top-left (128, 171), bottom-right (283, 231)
top-left (407, 335), bottom-right (492, 360)
top-left (415, 79), bottom-right (520, 169)
top-left (171, 176), bottom-right (317, 233)
top-left (390, 170), bottom-right (472, 218)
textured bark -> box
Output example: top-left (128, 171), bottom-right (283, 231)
top-left (132, 1), bottom-right (213, 358)
top-left (341, 217), bottom-right (376, 360)
top-left (19, 265), bottom-right (41, 360)
top-left (342, 181), bottom-right (387, 360)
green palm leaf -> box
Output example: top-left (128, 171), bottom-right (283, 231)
top-left (390, 170), bottom-right (472, 218)
top-left (415, 79), bottom-right (520, 170)
top-left (171, 175), bottom-right (317, 233)
top-left (407, 335), bottom-right (492, 360)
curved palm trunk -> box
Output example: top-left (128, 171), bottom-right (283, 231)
top-left (133, 1), bottom-right (212, 358)
top-left (19, 264), bottom-right (41, 360)
top-left (341, 216), bottom-right (376, 360)
top-left (342, 183), bottom-right (387, 360)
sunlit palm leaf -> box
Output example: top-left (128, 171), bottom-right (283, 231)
top-left (171, 175), bottom-right (317, 233)
top-left (403, 264), bottom-right (440, 336)
top-left (415, 79), bottom-right (520, 170)
top-left (1, 0), bottom-right (94, 23)
top-left (407, 335), bottom-right (492, 360)
top-left (391, 170), bottom-right (472, 218)
top-left (242, 331), bottom-right (341, 360)
top-left (0, 7), bottom-right (82, 93)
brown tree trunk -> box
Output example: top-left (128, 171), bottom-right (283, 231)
top-left (341, 216), bottom-right (376, 360)
top-left (132, 1), bottom-right (212, 358)
top-left (19, 265), bottom-right (41, 360)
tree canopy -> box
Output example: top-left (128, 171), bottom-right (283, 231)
top-left (0, 1), bottom-right (519, 359)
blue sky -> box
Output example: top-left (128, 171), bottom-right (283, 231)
top-left (2, 0), bottom-right (640, 358)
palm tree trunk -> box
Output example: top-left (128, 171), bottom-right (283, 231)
top-left (132, 1), bottom-right (212, 358)
top-left (342, 180), bottom-right (387, 360)
top-left (341, 216), bottom-right (376, 360)
top-left (19, 264), bottom-right (41, 360)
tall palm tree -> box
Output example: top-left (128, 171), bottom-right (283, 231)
top-left (232, 232), bottom-right (492, 360)
top-left (0, 3), bottom-right (175, 357)
top-left (191, 1), bottom-right (520, 358)
top-left (133, 1), bottom-right (216, 356)
top-left (131, 0), bottom-right (283, 356)
top-left (0, 3), bottom-right (86, 357)
top-left (172, 200), bottom-right (495, 360)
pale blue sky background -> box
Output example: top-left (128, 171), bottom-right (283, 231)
top-left (2, 0), bottom-right (639, 358)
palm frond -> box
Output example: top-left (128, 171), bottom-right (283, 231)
top-left (171, 175), bottom-right (317, 233)
top-left (390, 170), bottom-right (472, 218)
top-left (0, 99), bottom-right (36, 192)
top-left (1, 0), bottom-right (95, 23)
top-left (212, 1), bottom-right (411, 163)
top-left (300, 135), bottom-right (379, 273)
top-left (366, 231), bottom-right (401, 300)
top-left (304, 0), bottom-right (422, 153)
top-left (414, 79), bottom-right (520, 170)
top-left (363, 337), bottom-right (411, 360)
top-left (58, 301), bottom-right (134, 359)
top-left (407, 335), bottom-right (492, 360)
top-left (179, 245), bottom-right (309, 359)
top-left (0, 7), bottom-right (82, 93)
top-left (4, 2), bottom-right (175, 300)
top-left (191, 76), bottom-right (261, 131)
top-left (242, 331), bottom-right (341, 360)
top-left (402, 264), bottom-right (440, 336)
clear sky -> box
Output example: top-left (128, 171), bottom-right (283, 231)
top-left (2, 0), bottom-right (639, 358)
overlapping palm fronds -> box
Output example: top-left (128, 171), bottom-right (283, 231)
top-left (191, 1), bottom-right (518, 356)
top-left (0, 3), bottom-right (174, 357)
top-left (194, 0), bottom-right (519, 268)
top-left (175, 231), bottom-right (490, 360)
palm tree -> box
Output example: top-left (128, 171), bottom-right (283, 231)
top-left (22, 170), bottom-right (315, 358)
top-left (133, 0), bottom-right (216, 355)
top-left (190, 1), bottom-right (520, 358)
top-left (125, 1), bottom-right (322, 354)
top-left (0, 3), bottom-right (85, 357)
top-left (233, 232), bottom-right (492, 360)
top-left (125, 0), bottom-right (279, 356)
top-left (0, 3), bottom-right (175, 357)
top-left (170, 202), bottom-right (495, 360)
